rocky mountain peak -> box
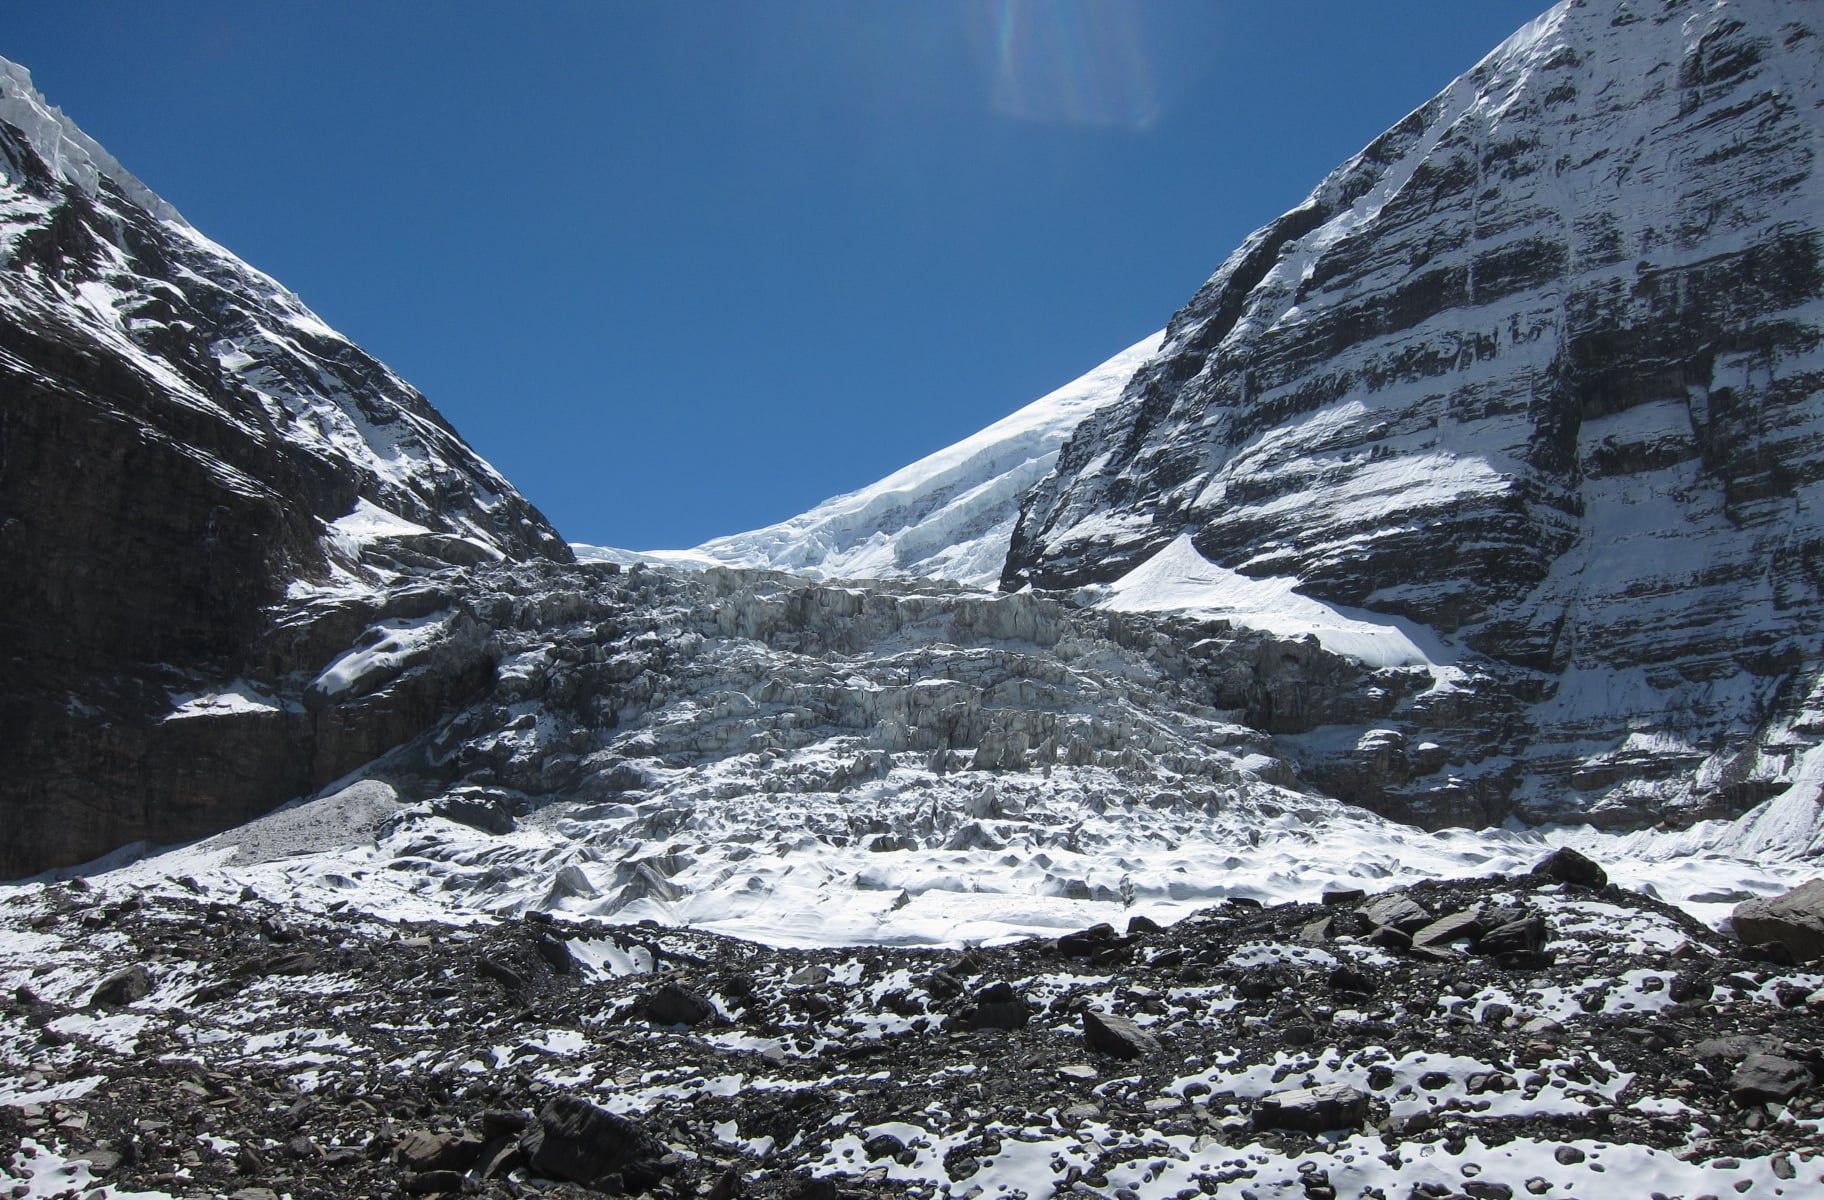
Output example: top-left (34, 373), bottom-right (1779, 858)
top-left (992, 0), bottom-right (1824, 833)
top-left (0, 56), bottom-right (570, 875)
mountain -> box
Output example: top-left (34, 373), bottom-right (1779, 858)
top-left (6, 8), bottom-right (1824, 1197)
top-left (981, 0), bottom-right (1824, 836)
top-left (0, 58), bottom-right (570, 875)
top-left (605, 333), bottom-right (1163, 586)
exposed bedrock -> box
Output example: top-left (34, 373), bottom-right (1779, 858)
top-left (1004, 0), bottom-right (1824, 834)
top-left (0, 71), bottom-right (569, 875)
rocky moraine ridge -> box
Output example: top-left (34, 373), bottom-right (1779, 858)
top-left (3, 851), bottom-right (1822, 1199)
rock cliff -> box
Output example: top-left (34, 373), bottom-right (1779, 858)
top-left (0, 59), bottom-right (570, 875)
top-left (1003, 0), bottom-right (1824, 834)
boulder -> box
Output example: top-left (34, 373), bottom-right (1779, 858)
top-left (1252, 1083), bottom-right (1369, 1132)
top-left (403, 1170), bottom-right (468, 1195)
top-left (1360, 893), bottom-right (1431, 934)
top-left (532, 934), bottom-right (573, 975)
top-left (1732, 879), bottom-right (1824, 963)
top-left (1530, 847), bottom-right (1608, 889)
top-left (427, 792), bottom-right (518, 835)
top-left (395, 1129), bottom-right (483, 1172)
top-left (955, 981), bottom-right (1031, 1031)
top-left (90, 964), bottom-right (152, 1007)
top-left (1057, 923), bottom-right (1119, 957)
top-left (1412, 909), bottom-right (1485, 948)
top-left (1692, 1035), bottom-right (1769, 1074)
top-left (1478, 916), bottom-right (1549, 957)
top-left (1729, 1054), bottom-right (1812, 1105)
top-left (641, 982), bottom-right (715, 1026)
top-left (1083, 1010), bottom-right (1160, 1060)
top-left (525, 1095), bottom-right (678, 1193)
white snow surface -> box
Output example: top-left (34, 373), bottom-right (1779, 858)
top-left (578, 332), bottom-right (1164, 586)
top-left (29, 771), bottom-right (1814, 954)
top-left (0, 59), bottom-right (181, 225)
top-left (1099, 534), bottom-right (1455, 669)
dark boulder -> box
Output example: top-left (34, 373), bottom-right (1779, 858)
top-left (1478, 916), bottom-right (1549, 957)
top-left (640, 982), bottom-right (715, 1027)
top-left (90, 964), bottom-right (152, 1007)
top-left (1083, 1010), bottom-right (1160, 1060)
top-left (524, 1095), bottom-right (678, 1193)
top-left (954, 981), bottom-right (1031, 1031)
top-left (1057, 923), bottom-right (1119, 957)
top-left (1530, 847), bottom-right (1608, 889)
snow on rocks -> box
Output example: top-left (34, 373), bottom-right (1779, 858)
top-left (3, 860), bottom-right (1821, 1198)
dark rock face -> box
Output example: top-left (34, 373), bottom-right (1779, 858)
top-left (0, 62), bottom-right (569, 876)
top-left (1003, 0), bottom-right (1824, 834)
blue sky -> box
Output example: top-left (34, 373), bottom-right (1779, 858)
top-left (9, 2), bottom-right (1547, 549)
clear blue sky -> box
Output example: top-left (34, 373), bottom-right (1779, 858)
top-left (8, 2), bottom-right (1546, 549)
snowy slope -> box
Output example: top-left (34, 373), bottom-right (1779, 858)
top-left (576, 333), bottom-right (1163, 586)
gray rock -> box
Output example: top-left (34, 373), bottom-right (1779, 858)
top-left (394, 1129), bottom-right (482, 1172)
top-left (641, 982), bottom-right (715, 1026)
top-left (1478, 916), bottom-right (1548, 957)
top-left (1693, 1035), bottom-right (1770, 1073)
top-left (426, 791), bottom-right (518, 835)
top-left (1412, 908), bottom-right (1485, 948)
top-left (1252, 1083), bottom-right (1369, 1133)
top-left (1530, 847), bottom-right (1608, 889)
top-left (1732, 879), bottom-right (1824, 963)
top-left (90, 964), bottom-right (152, 1007)
top-left (402, 1169), bottom-right (469, 1195)
top-left (525, 1095), bottom-right (677, 1192)
top-left (1729, 1054), bottom-right (1812, 1105)
top-left (1082, 1010), bottom-right (1160, 1060)
top-left (1360, 893), bottom-right (1432, 934)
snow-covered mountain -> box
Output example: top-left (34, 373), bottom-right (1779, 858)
top-left (0, 57), bottom-right (569, 875)
top-left (7, 12), bottom-right (1824, 1195)
top-left (575, 333), bottom-right (1163, 586)
top-left (994, 0), bottom-right (1824, 835)
top-left (570, 0), bottom-right (1824, 847)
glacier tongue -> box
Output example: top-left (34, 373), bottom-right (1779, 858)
top-left (50, 556), bottom-right (1818, 948)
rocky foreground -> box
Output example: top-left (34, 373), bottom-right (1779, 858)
top-left (3, 852), bottom-right (1820, 1200)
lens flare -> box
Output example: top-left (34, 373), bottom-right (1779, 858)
top-left (984, 0), bottom-right (1160, 131)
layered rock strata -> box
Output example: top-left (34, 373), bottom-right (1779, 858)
top-left (1004, 0), bottom-right (1824, 832)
